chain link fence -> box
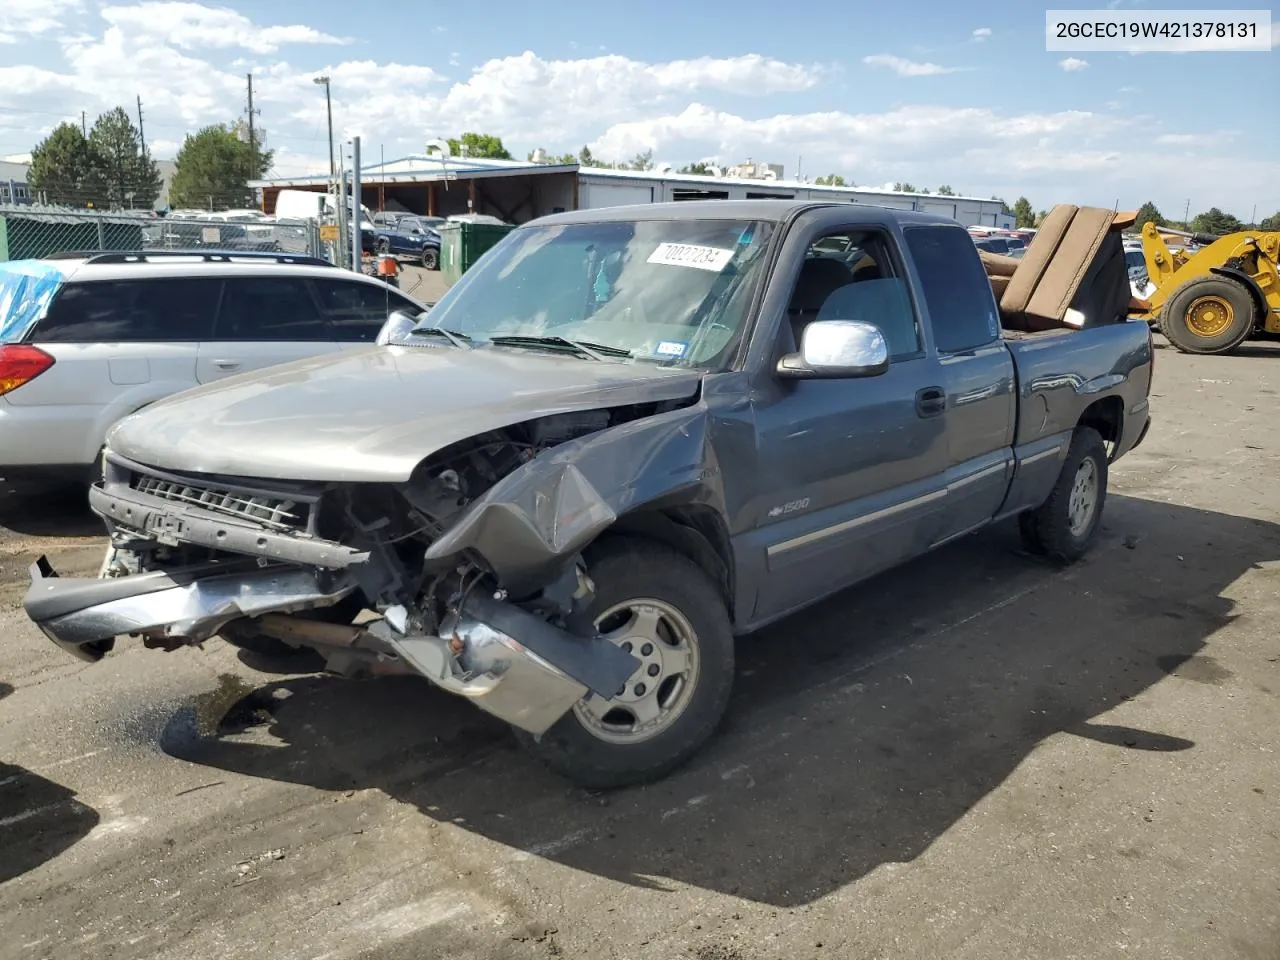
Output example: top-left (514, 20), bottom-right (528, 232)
top-left (0, 204), bottom-right (331, 263)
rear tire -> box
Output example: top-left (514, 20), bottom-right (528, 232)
top-left (514, 536), bottom-right (735, 790)
top-left (1018, 426), bottom-right (1108, 563)
top-left (1159, 276), bottom-right (1254, 355)
top-left (422, 247), bottom-right (439, 270)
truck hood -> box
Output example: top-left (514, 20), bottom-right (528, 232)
top-left (106, 343), bottom-right (704, 483)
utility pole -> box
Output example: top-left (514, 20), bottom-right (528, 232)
top-left (136, 96), bottom-right (147, 157)
top-left (245, 73), bottom-right (260, 206)
top-left (351, 136), bottom-right (362, 274)
top-left (1250, 203), bottom-right (1257, 228)
top-left (1183, 198), bottom-right (1191, 228)
top-left (81, 111), bottom-right (86, 137)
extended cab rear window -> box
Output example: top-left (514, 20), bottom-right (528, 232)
top-left (904, 226), bottom-right (1001, 354)
top-left (35, 278), bottom-right (221, 343)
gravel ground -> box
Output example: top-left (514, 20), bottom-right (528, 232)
top-left (1, 336), bottom-right (1278, 960)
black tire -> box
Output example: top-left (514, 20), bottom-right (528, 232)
top-left (1159, 276), bottom-right (1255, 355)
top-left (376, 238), bottom-right (391, 255)
top-left (1018, 426), bottom-right (1108, 563)
top-left (422, 247), bottom-right (439, 270)
top-left (514, 536), bottom-right (735, 790)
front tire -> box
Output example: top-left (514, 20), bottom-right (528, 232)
top-left (514, 536), bottom-right (735, 790)
top-left (1018, 426), bottom-right (1109, 563)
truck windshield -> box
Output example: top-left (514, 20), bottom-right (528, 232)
top-left (416, 218), bottom-right (776, 367)
top-left (0, 261), bottom-right (65, 343)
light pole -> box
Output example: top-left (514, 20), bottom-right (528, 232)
top-left (313, 75), bottom-right (335, 183)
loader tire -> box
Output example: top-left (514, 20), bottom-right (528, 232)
top-left (1160, 276), bottom-right (1254, 355)
top-left (514, 536), bottom-right (735, 790)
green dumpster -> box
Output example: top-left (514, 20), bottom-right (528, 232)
top-left (438, 220), bottom-right (515, 287)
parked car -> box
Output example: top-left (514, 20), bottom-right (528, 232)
top-left (0, 250), bottom-right (430, 483)
top-left (361, 218), bottom-right (442, 270)
top-left (23, 200), bottom-right (1153, 790)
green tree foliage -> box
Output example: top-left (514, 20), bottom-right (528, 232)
top-left (526, 148), bottom-right (577, 164)
top-left (1012, 196), bottom-right (1035, 228)
top-left (1190, 207), bottom-right (1242, 236)
top-left (678, 162), bottom-right (712, 175)
top-left (990, 196), bottom-right (1013, 214)
top-left (578, 145), bottom-right (596, 166)
top-left (629, 150), bottom-right (654, 171)
top-left (814, 174), bottom-right (847, 186)
top-left (169, 124), bottom-right (275, 210)
top-left (27, 122), bottom-right (106, 207)
top-left (936, 185), bottom-right (956, 196)
top-left (892, 182), bottom-right (918, 193)
top-left (1259, 211), bottom-right (1280, 231)
top-left (1134, 201), bottom-right (1164, 231)
top-left (89, 107), bottom-right (162, 209)
top-left (446, 132), bottom-right (512, 160)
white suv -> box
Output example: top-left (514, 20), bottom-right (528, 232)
top-left (0, 250), bottom-right (429, 483)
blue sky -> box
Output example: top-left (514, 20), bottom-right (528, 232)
top-left (0, 0), bottom-right (1276, 218)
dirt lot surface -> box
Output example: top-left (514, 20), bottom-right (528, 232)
top-left (2, 337), bottom-right (1278, 960)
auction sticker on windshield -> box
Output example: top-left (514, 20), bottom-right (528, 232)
top-left (647, 242), bottom-right (734, 272)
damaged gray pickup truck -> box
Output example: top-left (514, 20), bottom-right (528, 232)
top-left (24, 200), bottom-right (1153, 789)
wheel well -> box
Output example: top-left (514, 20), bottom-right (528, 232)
top-left (1208, 268), bottom-right (1266, 330)
top-left (1079, 396), bottom-right (1123, 458)
top-left (600, 505), bottom-right (735, 622)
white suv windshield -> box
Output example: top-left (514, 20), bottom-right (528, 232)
top-left (416, 218), bottom-right (776, 367)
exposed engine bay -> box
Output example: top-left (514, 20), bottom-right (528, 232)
top-left (25, 401), bottom-right (702, 737)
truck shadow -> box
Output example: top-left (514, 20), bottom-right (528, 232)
top-left (162, 493), bottom-right (1276, 907)
top-left (0, 762), bottom-right (100, 885)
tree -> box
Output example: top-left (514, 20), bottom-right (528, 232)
top-left (26, 122), bottom-right (106, 207)
top-left (1260, 211), bottom-right (1280, 231)
top-left (936, 185), bottom-right (956, 196)
top-left (991, 196), bottom-right (1013, 214)
top-left (1012, 196), bottom-right (1035, 228)
top-left (629, 149), bottom-right (654, 171)
top-left (578, 145), bottom-right (596, 167)
top-left (1035, 209), bottom-right (1050, 227)
top-left (678, 162), bottom-right (712, 175)
top-left (526, 148), bottom-right (576, 164)
top-left (1190, 207), bottom-right (1242, 236)
top-left (1134, 201), bottom-right (1164, 232)
top-left (89, 107), bottom-right (161, 209)
top-left (815, 174), bottom-right (847, 186)
top-left (892, 182), bottom-right (917, 193)
top-left (169, 124), bottom-right (274, 210)
top-left (446, 132), bottom-right (512, 160)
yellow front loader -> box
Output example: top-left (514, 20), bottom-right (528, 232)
top-left (1133, 222), bottom-right (1280, 354)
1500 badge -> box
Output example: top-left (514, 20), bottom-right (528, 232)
top-left (767, 498), bottom-right (810, 519)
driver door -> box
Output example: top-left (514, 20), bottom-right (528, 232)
top-left (746, 224), bottom-right (950, 620)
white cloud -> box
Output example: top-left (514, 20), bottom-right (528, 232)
top-left (1058, 58), bottom-right (1089, 71)
top-left (0, 1), bottom-right (1271, 220)
top-left (1156, 133), bottom-right (1197, 145)
top-left (971, 27), bottom-right (992, 42)
top-left (1118, 85), bottom-right (1140, 93)
top-left (100, 2), bottom-right (349, 54)
top-left (862, 54), bottom-right (964, 77)
top-left (0, 0), bottom-right (83, 35)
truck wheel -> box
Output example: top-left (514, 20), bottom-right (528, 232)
top-left (514, 536), bottom-right (735, 790)
top-left (422, 247), bottom-right (439, 270)
top-left (1018, 426), bottom-right (1108, 563)
top-left (1160, 277), bottom-right (1254, 355)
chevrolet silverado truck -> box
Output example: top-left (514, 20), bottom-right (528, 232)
top-left (23, 200), bottom-right (1153, 789)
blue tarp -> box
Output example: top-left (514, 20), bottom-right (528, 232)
top-left (0, 260), bottom-right (64, 343)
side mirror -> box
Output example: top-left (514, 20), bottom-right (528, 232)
top-left (376, 309), bottom-right (421, 346)
top-left (776, 319), bottom-right (889, 379)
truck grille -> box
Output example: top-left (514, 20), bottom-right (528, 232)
top-left (131, 475), bottom-right (309, 533)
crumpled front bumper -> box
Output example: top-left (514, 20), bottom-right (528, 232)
top-left (23, 555), bottom-right (354, 662)
top-left (23, 557), bottom-right (641, 736)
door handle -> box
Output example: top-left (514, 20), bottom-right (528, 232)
top-left (916, 386), bottom-right (946, 418)
top-left (213, 359), bottom-right (242, 369)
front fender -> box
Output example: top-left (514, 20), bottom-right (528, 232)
top-left (423, 405), bottom-right (721, 593)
